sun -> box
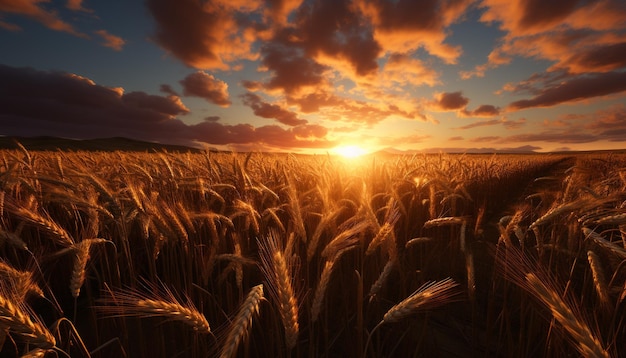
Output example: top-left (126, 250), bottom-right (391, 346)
top-left (333, 144), bottom-right (368, 158)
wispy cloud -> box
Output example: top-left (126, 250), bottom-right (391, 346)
top-left (94, 30), bottom-right (125, 51)
top-left (0, 0), bottom-right (86, 36)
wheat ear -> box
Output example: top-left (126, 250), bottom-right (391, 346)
top-left (381, 278), bottom-right (461, 323)
top-left (100, 286), bottom-right (211, 334)
top-left (0, 292), bottom-right (56, 349)
top-left (220, 284), bottom-right (264, 358)
top-left (258, 233), bottom-right (299, 350)
top-left (365, 278), bottom-right (461, 355)
top-left (135, 299), bottom-right (211, 334)
top-left (587, 250), bottom-right (610, 309)
top-left (525, 273), bottom-right (609, 358)
top-left (310, 260), bottom-right (334, 323)
top-left (70, 239), bottom-right (107, 298)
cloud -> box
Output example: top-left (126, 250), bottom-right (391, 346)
top-left (454, 117), bottom-right (525, 130)
top-left (0, 64), bottom-right (334, 150)
top-left (0, 0), bottom-right (86, 36)
top-left (455, 119), bottom-right (503, 130)
top-left (160, 84), bottom-right (179, 96)
top-left (180, 71), bottom-right (232, 107)
top-left (189, 121), bottom-right (334, 149)
top-left (466, 0), bottom-right (626, 79)
top-left (471, 136), bottom-right (500, 143)
top-left (66, 0), bottom-right (91, 12)
top-left (260, 43), bottom-right (330, 95)
top-left (460, 104), bottom-right (501, 117)
top-left (145, 0), bottom-right (260, 70)
top-left (358, 0), bottom-right (472, 63)
top-left (94, 30), bottom-right (125, 51)
top-left (431, 91), bottom-right (469, 110)
top-left (507, 72), bottom-right (626, 110)
top-left (241, 92), bottom-right (307, 126)
top-left (381, 53), bottom-right (439, 87)
top-left (294, 0), bottom-right (382, 77)
top-left (497, 104), bottom-right (626, 144)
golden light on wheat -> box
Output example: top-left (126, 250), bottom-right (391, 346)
top-left (332, 144), bottom-right (369, 158)
top-left (0, 142), bottom-right (624, 357)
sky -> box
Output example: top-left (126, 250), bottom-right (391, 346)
top-left (1, 0), bottom-right (626, 154)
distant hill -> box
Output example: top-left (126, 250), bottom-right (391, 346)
top-left (0, 136), bottom-right (204, 153)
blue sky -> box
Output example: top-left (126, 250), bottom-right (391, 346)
top-left (1, 0), bottom-right (625, 153)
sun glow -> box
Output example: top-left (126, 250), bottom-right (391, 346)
top-left (333, 145), bottom-right (368, 158)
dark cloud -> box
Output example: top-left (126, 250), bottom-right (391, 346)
top-left (160, 84), bottom-right (179, 96)
top-left (295, 0), bottom-right (381, 76)
top-left (190, 121), bottom-right (333, 149)
top-left (0, 64), bottom-right (334, 150)
top-left (469, 104), bottom-right (500, 117)
top-left (508, 72), bottom-right (626, 110)
top-left (433, 91), bottom-right (469, 110)
top-left (566, 42), bottom-right (626, 73)
top-left (287, 92), bottom-right (343, 113)
top-left (241, 92), bottom-right (307, 126)
top-left (460, 104), bottom-right (501, 117)
top-left (180, 71), bottom-right (231, 107)
top-left (518, 0), bottom-right (579, 31)
top-left (261, 43), bottom-right (329, 95)
top-left (241, 80), bottom-right (263, 91)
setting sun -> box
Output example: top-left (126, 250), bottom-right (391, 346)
top-left (333, 145), bottom-right (368, 158)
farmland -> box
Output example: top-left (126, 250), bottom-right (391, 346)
top-left (0, 146), bottom-right (625, 357)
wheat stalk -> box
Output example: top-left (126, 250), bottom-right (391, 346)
top-left (219, 284), bottom-right (264, 358)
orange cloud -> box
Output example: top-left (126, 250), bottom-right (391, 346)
top-left (180, 71), bottom-right (232, 107)
top-left (146, 0), bottom-right (260, 70)
top-left (357, 0), bottom-right (472, 63)
top-left (380, 53), bottom-right (439, 87)
top-left (466, 0), bottom-right (626, 79)
top-left (0, 0), bottom-right (86, 36)
top-left (66, 0), bottom-right (91, 12)
top-left (94, 30), bottom-right (125, 51)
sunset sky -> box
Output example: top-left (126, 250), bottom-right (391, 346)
top-left (1, 0), bottom-right (626, 154)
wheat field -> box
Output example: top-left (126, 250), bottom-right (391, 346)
top-left (0, 144), bottom-right (624, 357)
